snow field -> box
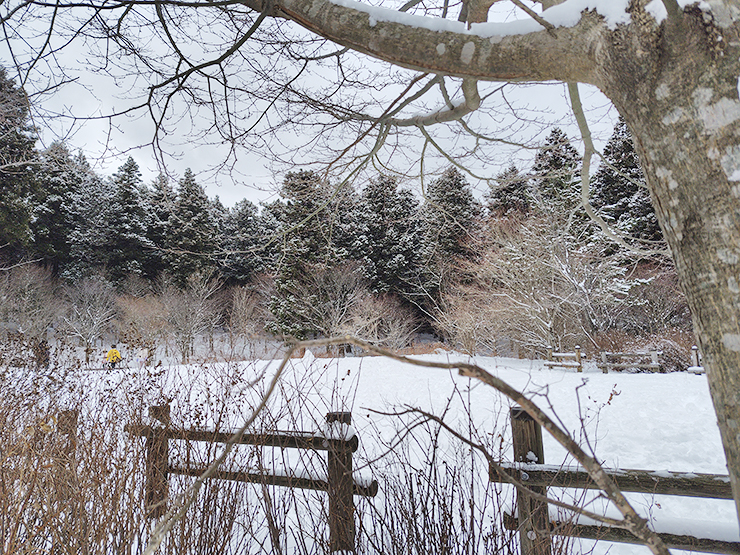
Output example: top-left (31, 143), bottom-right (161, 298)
top-left (56, 349), bottom-right (737, 554)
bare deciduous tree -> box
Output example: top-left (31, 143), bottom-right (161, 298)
top-left (116, 293), bottom-right (168, 361)
top-left (62, 275), bottom-right (117, 365)
top-left (0, 264), bottom-right (61, 339)
top-left (345, 292), bottom-right (419, 350)
top-left (158, 272), bottom-right (223, 363)
top-left (438, 215), bottom-right (631, 354)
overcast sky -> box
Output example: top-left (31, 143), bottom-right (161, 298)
top-left (2, 1), bottom-right (619, 207)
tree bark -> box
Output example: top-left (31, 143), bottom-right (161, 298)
top-left (602, 8), bottom-right (740, 519)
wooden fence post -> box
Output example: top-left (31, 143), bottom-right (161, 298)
top-left (326, 411), bottom-right (355, 553)
top-left (146, 404), bottom-right (170, 519)
top-left (511, 406), bottom-right (552, 555)
top-left (574, 346), bottom-right (582, 373)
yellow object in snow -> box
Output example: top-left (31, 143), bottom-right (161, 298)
top-left (106, 348), bottom-right (122, 363)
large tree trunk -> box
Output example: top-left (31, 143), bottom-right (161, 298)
top-left (599, 7), bottom-right (740, 517)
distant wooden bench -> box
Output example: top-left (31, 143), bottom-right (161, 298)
top-left (598, 351), bottom-right (662, 373)
top-left (543, 346), bottom-right (582, 372)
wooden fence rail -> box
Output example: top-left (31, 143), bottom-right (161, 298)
top-left (491, 406), bottom-right (740, 555)
top-left (126, 406), bottom-right (377, 553)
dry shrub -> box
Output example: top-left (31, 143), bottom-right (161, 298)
top-left (0, 370), bottom-right (149, 555)
top-left (616, 263), bottom-right (692, 335)
top-left (592, 329), bottom-right (694, 372)
top-left (628, 332), bottom-right (694, 373)
top-left (345, 293), bottom-right (419, 351)
top-left (590, 330), bottom-right (634, 356)
top-left (396, 341), bottom-right (449, 356)
top-left (117, 293), bottom-right (168, 354)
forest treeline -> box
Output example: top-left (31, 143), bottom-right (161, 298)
top-left (0, 66), bottom-right (691, 357)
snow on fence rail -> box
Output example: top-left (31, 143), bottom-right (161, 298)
top-left (597, 351), bottom-right (663, 373)
top-left (544, 346), bottom-right (583, 372)
top-left (490, 407), bottom-right (738, 555)
top-left (124, 405), bottom-right (378, 553)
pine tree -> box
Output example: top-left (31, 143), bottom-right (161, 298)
top-left (275, 170), bottom-right (357, 263)
top-left (591, 117), bottom-right (663, 242)
top-left (220, 199), bottom-right (267, 283)
top-left (31, 142), bottom-right (80, 272)
top-left (353, 174), bottom-right (422, 298)
top-left (0, 66), bottom-right (38, 262)
top-left (530, 127), bottom-right (582, 214)
top-left (421, 167), bottom-right (481, 260)
top-left (486, 164), bottom-right (530, 217)
top-left (62, 153), bottom-right (112, 282)
top-left (168, 169), bottom-right (218, 286)
top-left (267, 170), bottom-right (358, 337)
top-left (145, 173), bottom-right (176, 279)
top-left (103, 157), bottom-right (152, 283)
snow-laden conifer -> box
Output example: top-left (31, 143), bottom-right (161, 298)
top-left (591, 117), bottom-right (663, 243)
top-left (353, 174), bottom-right (422, 299)
top-left (168, 169), bottom-right (219, 286)
top-left (102, 157), bottom-right (153, 283)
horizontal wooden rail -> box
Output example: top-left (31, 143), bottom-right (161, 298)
top-left (124, 424), bottom-right (359, 452)
top-left (128, 408), bottom-right (368, 552)
top-left (503, 514), bottom-right (740, 555)
top-left (491, 464), bottom-right (733, 500)
top-left (169, 464), bottom-right (379, 497)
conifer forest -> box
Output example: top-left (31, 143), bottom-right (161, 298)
top-left (0, 65), bottom-right (691, 364)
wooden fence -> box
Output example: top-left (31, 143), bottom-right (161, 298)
top-left (126, 406), bottom-right (378, 553)
top-left (490, 407), bottom-right (739, 555)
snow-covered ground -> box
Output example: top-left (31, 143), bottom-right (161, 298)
top-left (71, 349), bottom-right (736, 554)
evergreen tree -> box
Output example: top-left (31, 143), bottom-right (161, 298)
top-left (275, 170), bottom-right (357, 264)
top-left (62, 153), bottom-right (111, 282)
top-left (210, 195), bottom-right (229, 238)
top-left (103, 157), bottom-right (152, 283)
top-left (353, 174), bottom-right (422, 298)
top-left (168, 169), bottom-right (218, 286)
top-left (31, 142), bottom-right (80, 272)
top-left (267, 170), bottom-right (358, 337)
top-left (591, 116), bottom-right (663, 242)
top-left (486, 164), bottom-right (530, 217)
top-left (0, 66), bottom-right (38, 262)
top-left (220, 199), bottom-right (267, 283)
top-left (421, 167), bottom-right (481, 260)
top-left (530, 127), bottom-right (582, 214)
top-left (145, 173), bottom-right (176, 279)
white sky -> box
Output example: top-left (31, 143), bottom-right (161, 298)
top-left (2, 0), bottom-right (620, 207)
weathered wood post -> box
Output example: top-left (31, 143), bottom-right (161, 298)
top-left (691, 345), bottom-right (701, 367)
top-left (326, 411), bottom-right (355, 553)
top-left (510, 406), bottom-right (551, 555)
top-left (651, 350), bottom-right (664, 373)
top-left (146, 404), bottom-right (170, 519)
top-left (574, 346), bottom-right (582, 373)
